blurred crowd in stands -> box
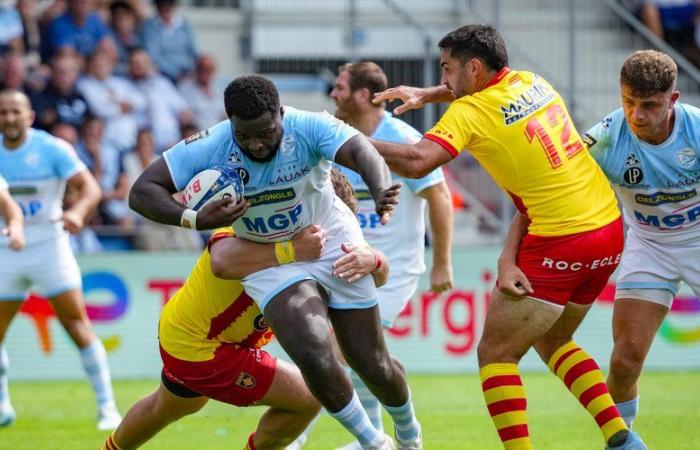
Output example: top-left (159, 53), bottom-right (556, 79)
top-left (0, 0), bottom-right (227, 252)
top-left (626, 0), bottom-right (700, 68)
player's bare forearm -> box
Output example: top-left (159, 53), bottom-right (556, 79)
top-left (421, 85), bottom-right (458, 104)
top-left (210, 237), bottom-right (277, 279)
top-left (129, 158), bottom-right (185, 226)
top-left (66, 170), bottom-right (101, 220)
top-left (369, 138), bottom-right (453, 179)
top-left (422, 182), bottom-right (453, 271)
top-left (0, 190), bottom-right (23, 227)
top-left (335, 134), bottom-right (392, 196)
top-left (499, 212), bottom-right (529, 268)
top-left (211, 225), bottom-right (326, 279)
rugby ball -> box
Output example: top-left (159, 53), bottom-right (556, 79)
top-left (182, 166), bottom-right (244, 211)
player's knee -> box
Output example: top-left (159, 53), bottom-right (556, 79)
top-left (354, 354), bottom-right (395, 385)
top-left (62, 319), bottom-right (94, 346)
top-left (610, 346), bottom-right (645, 381)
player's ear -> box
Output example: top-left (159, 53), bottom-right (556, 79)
top-left (669, 90), bottom-right (680, 107)
top-left (279, 106), bottom-right (285, 119)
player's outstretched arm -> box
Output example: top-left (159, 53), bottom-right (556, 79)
top-left (129, 158), bottom-right (248, 230)
top-left (335, 134), bottom-right (400, 225)
top-left (419, 182), bottom-right (454, 292)
top-left (373, 84), bottom-right (456, 115)
top-left (0, 189), bottom-right (24, 251)
top-left (497, 212), bottom-right (533, 298)
top-left (62, 169), bottom-right (101, 234)
top-left (369, 137), bottom-right (452, 180)
top-left (332, 243), bottom-right (390, 287)
top-left (210, 225), bottom-right (326, 280)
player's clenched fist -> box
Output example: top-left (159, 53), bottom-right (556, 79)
top-left (196, 197), bottom-right (249, 230)
top-left (374, 182), bottom-right (401, 225)
top-left (61, 210), bottom-right (85, 234)
top-left (292, 225), bottom-right (326, 261)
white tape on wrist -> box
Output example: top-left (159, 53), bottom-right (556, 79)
top-left (180, 208), bottom-right (198, 230)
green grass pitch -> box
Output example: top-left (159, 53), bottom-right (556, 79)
top-left (2, 371), bottom-right (699, 449)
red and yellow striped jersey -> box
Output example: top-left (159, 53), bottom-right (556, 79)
top-left (425, 68), bottom-right (619, 236)
top-left (158, 228), bottom-right (273, 362)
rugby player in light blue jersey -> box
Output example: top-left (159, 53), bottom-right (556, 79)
top-left (0, 174), bottom-right (24, 251)
top-left (0, 90), bottom-right (121, 430)
top-left (129, 75), bottom-right (420, 450)
top-left (324, 61), bottom-right (453, 450)
top-left (584, 50), bottom-right (700, 436)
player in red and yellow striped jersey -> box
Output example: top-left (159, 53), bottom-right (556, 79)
top-left (371, 24), bottom-right (643, 450)
top-left (102, 171), bottom-right (392, 450)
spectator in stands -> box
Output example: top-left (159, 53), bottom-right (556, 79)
top-left (75, 115), bottom-right (132, 226)
top-left (30, 54), bottom-right (89, 130)
top-left (108, 0), bottom-right (142, 76)
top-left (139, 0), bottom-right (197, 82)
top-left (177, 54), bottom-right (226, 129)
top-left (127, 47), bottom-right (193, 153)
top-left (46, 0), bottom-right (116, 60)
top-left (637, 0), bottom-right (700, 67)
top-left (0, 53), bottom-right (28, 91)
top-left (0, 1), bottom-right (24, 56)
top-left (16, 0), bottom-right (42, 66)
top-left (77, 49), bottom-right (145, 152)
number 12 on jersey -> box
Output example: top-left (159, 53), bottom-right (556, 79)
top-left (525, 103), bottom-right (584, 169)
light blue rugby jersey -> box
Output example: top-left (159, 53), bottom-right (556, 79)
top-left (164, 106), bottom-right (359, 243)
top-left (0, 129), bottom-right (86, 244)
top-left (338, 111), bottom-right (444, 276)
top-left (585, 103), bottom-right (700, 243)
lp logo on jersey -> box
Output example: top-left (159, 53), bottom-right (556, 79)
top-left (624, 167), bottom-right (644, 185)
top-left (624, 153), bottom-right (644, 185)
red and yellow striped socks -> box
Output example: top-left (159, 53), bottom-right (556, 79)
top-left (102, 432), bottom-right (123, 450)
top-left (480, 363), bottom-right (532, 450)
top-left (548, 341), bottom-right (627, 442)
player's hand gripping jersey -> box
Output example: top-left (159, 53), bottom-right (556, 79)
top-left (586, 103), bottom-right (700, 244)
top-left (158, 228), bottom-right (273, 363)
top-left (0, 129), bottom-right (86, 245)
top-left (425, 68), bottom-right (619, 236)
top-left (164, 107), bottom-right (359, 243)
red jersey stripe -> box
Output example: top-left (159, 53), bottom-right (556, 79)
top-left (206, 292), bottom-right (256, 340)
top-left (424, 133), bottom-right (459, 157)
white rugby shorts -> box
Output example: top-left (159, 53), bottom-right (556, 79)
top-left (0, 233), bottom-right (82, 300)
top-left (377, 274), bottom-right (420, 328)
top-left (615, 230), bottom-right (700, 307)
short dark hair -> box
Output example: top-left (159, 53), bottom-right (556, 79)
top-left (620, 50), bottom-right (677, 96)
top-left (339, 61), bottom-right (388, 102)
top-left (438, 24), bottom-right (508, 71)
top-left (224, 75), bottom-right (280, 120)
